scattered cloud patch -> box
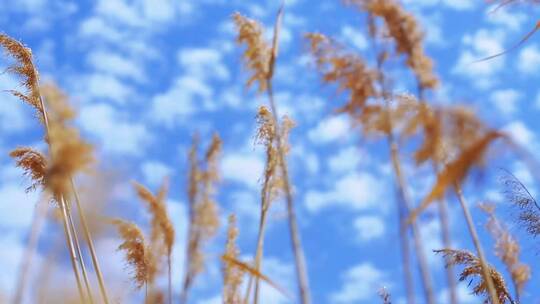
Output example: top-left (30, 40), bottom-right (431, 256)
top-left (79, 103), bottom-right (151, 156)
top-left (353, 215), bottom-right (385, 242)
top-left (490, 89), bottom-right (520, 116)
top-left (305, 172), bottom-right (383, 212)
top-left (330, 263), bottom-right (387, 303)
top-left (308, 115), bottom-right (350, 145)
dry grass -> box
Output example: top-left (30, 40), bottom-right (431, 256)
top-left (3, 2), bottom-right (540, 304)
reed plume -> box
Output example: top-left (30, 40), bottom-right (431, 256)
top-left (223, 214), bottom-right (243, 304)
top-left (481, 203), bottom-right (530, 301)
top-left (245, 106), bottom-right (295, 303)
top-left (181, 134), bottom-right (222, 304)
top-left (306, 11), bottom-right (437, 302)
top-left (345, 0), bottom-right (438, 93)
top-left (234, 8), bottom-right (311, 303)
top-left (0, 33), bottom-right (43, 122)
top-left (435, 249), bottom-right (513, 304)
top-left (500, 169), bottom-right (540, 237)
top-left (112, 219), bottom-right (156, 290)
top-left (232, 12), bottom-right (271, 93)
top-left (10, 147), bottom-right (47, 192)
top-left (133, 180), bottom-right (175, 304)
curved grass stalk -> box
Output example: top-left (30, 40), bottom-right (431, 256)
top-left (71, 179), bottom-right (111, 304)
top-left (454, 184), bottom-right (499, 304)
top-left (66, 200), bottom-right (94, 304)
top-left (37, 95), bottom-right (86, 303)
top-left (389, 140), bottom-right (435, 304)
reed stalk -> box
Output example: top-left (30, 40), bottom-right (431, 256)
top-left (66, 200), bottom-right (94, 303)
top-left (454, 184), bottom-right (499, 304)
top-left (71, 179), bottom-right (111, 304)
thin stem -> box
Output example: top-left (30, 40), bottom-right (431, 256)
top-left (59, 195), bottom-right (86, 303)
top-left (454, 184), bottom-right (499, 304)
top-left (389, 140), bottom-right (436, 304)
top-left (397, 193), bottom-right (415, 304)
top-left (266, 79), bottom-right (311, 304)
top-left (13, 198), bottom-right (48, 304)
top-left (244, 157), bottom-right (273, 304)
top-left (253, 208), bottom-right (269, 304)
top-left (66, 200), bottom-right (94, 304)
top-left (70, 179), bottom-right (111, 304)
top-left (38, 95), bottom-right (86, 303)
top-left (168, 253), bottom-right (172, 304)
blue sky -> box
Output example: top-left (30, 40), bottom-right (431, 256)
top-left (1, 0), bottom-right (540, 303)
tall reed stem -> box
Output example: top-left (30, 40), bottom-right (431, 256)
top-left (454, 184), bottom-right (499, 304)
top-left (38, 95), bottom-right (86, 302)
top-left (13, 198), bottom-right (48, 304)
top-left (168, 254), bottom-right (172, 304)
top-left (244, 186), bottom-right (271, 304)
top-left (66, 201), bottom-right (95, 303)
top-left (266, 79), bottom-right (311, 304)
top-left (389, 139), bottom-right (435, 304)
top-left (59, 195), bottom-right (86, 303)
top-left (258, 5), bottom-right (310, 303)
top-left (70, 179), bottom-right (111, 304)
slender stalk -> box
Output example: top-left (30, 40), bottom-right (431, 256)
top-left (66, 200), bottom-right (94, 304)
top-left (396, 192), bottom-right (415, 304)
top-left (389, 140), bottom-right (435, 304)
top-left (454, 184), bottom-right (499, 304)
top-left (379, 58), bottom-right (434, 304)
top-left (59, 195), bottom-right (86, 303)
top-left (266, 80), bottom-right (311, 304)
top-left (244, 157), bottom-right (273, 304)
top-left (252, 207), bottom-right (270, 304)
top-left (70, 179), bottom-right (111, 304)
top-left (168, 254), bottom-right (172, 304)
top-left (13, 198), bottom-right (48, 304)
top-left (38, 95), bottom-right (86, 302)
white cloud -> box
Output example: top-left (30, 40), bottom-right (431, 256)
top-left (340, 26), bottom-right (367, 50)
top-left (438, 283), bottom-right (480, 304)
top-left (305, 172), bottom-right (383, 212)
top-left (453, 29), bottom-right (505, 88)
top-left (0, 76), bottom-right (32, 134)
top-left (308, 115), bottom-right (350, 145)
top-left (486, 8), bottom-right (527, 31)
top-left (88, 50), bottom-right (145, 82)
top-left (328, 146), bottom-right (365, 174)
top-left (503, 121), bottom-right (535, 147)
top-left (77, 73), bottom-right (134, 104)
top-left (141, 161), bottom-right (172, 187)
top-left (79, 17), bottom-right (123, 42)
top-left (79, 103), bottom-right (151, 156)
top-left (0, 183), bottom-right (38, 230)
top-left (259, 257), bottom-right (294, 304)
top-left (150, 76), bottom-right (214, 127)
top-left (331, 263), bottom-right (387, 303)
top-left (403, 0), bottom-right (475, 10)
top-left (490, 89), bottom-right (521, 116)
top-left (353, 216), bottom-right (385, 242)
top-left (178, 48), bottom-right (230, 81)
top-left (221, 153), bottom-right (264, 189)
top-left (518, 45), bottom-right (540, 75)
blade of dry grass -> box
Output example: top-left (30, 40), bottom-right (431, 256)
top-left (222, 255), bottom-right (292, 300)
